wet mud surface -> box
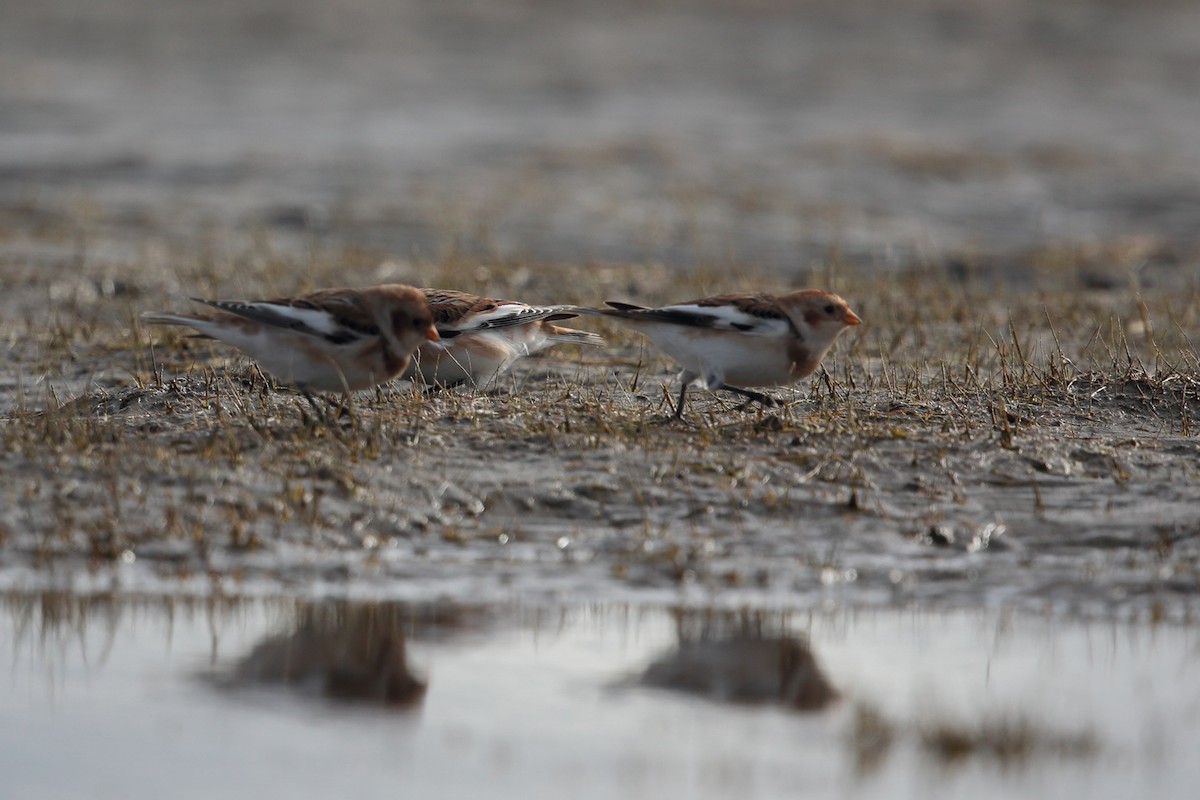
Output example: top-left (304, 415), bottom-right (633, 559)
top-left (1, 245), bottom-right (1198, 617)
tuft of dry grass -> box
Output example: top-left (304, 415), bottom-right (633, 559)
top-left (917, 712), bottom-right (1101, 768)
top-left (847, 700), bottom-right (1100, 774)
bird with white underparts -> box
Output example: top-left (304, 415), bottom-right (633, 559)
top-left (142, 284), bottom-right (438, 395)
top-left (403, 288), bottom-right (604, 387)
top-left (573, 289), bottom-right (862, 419)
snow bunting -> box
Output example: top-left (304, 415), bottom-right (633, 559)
top-left (403, 288), bottom-right (604, 386)
top-left (142, 284), bottom-right (439, 393)
top-left (577, 289), bottom-right (861, 418)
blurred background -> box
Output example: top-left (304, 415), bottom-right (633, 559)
top-left (3, 0), bottom-right (1199, 273)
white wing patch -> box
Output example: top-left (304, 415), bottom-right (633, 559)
top-left (660, 304), bottom-right (790, 336)
top-left (447, 302), bottom-right (549, 332)
top-left (252, 303), bottom-right (343, 335)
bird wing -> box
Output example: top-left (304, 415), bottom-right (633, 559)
top-left (603, 295), bottom-right (793, 337)
top-left (192, 294), bottom-right (375, 345)
top-left (423, 289), bottom-right (577, 339)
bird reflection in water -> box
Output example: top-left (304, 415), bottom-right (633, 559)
top-left (228, 601), bottom-right (429, 708)
top-left (639, 609), bottom-right (838, 711)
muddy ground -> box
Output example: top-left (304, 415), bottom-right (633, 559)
top-left (1, 220), bottom-right (1197, 617)
top-left (1, 0), bottom-right (1199, 618)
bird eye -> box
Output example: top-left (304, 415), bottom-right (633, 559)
top-left (392, 310), bottom-right (421, 331)
top-left (824, 304), bottom-right (836, 315)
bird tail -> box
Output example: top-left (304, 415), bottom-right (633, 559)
top-left (559, 305), bottom-right (609, 317)
top-left (545, 325), bottom-right (605, 347)
top-left (141, 311), bottom-right (200, 327)
top-left (561, 302), bottom-right (647, 320)
top-left (139, 312), bottom-right (217, 339)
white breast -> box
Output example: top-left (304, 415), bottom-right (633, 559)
top-left (636, 323), bottom-right (795, 388)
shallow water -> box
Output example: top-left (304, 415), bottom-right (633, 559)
top-left (4, 595), bottom-right (1198, 800)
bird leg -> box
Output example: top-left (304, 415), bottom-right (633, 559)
top-left (298, 391), bottom-right (324, 430)
top-left (325, 393), bottom-right (356, 427)
top-left (720, 385), bottom-right (782, 409)
top-left (671, 382), bottom-right (690, 420)
top-left (299, 391), bottom-right (354, 429)
top-left (645, 382), bottom-right (692, 426)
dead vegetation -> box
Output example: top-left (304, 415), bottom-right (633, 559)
top-left (848, 701), bottom-right (1100, 773)
top-left (0, 201), bottom-right (1198, 614)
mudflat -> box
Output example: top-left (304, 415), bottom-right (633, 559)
top-left (2, 231), bottom-right (1196, 615)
